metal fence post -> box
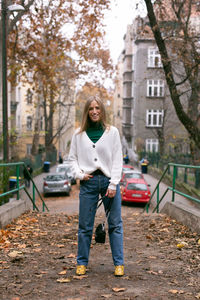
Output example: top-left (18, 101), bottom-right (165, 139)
top-left (172, 166), bottom-right (177, 202)
top-left (184, 168), bottom-right (188, 184)
top-left (156, 185), bottom-right (160, 213)
top-left (32, 184), bottom-right (36, 210)
top-left (16, 164), bottom-right (20, 200)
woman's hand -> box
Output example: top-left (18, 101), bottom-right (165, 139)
top-left (106, 189), bottom-right (116, 198)
top-left (83, 174), bottom-right (93, 180)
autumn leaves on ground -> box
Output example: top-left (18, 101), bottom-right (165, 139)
top-left (0, 211), bottom-right (200, 300)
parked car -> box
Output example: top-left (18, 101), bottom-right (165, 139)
top-left (120, 170), bottom-right (144, 185)
top-left (43, 172), bottom-right (71, 196)
top-left (122, 164), bottom-right (134, 172)
top-left (121, 178), bottom-right (151, 204)
top-left (56, 164), bottom-right (76, 185)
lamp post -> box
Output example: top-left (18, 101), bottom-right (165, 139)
top-left (1, 0), bottom-right (8, 162)
top-left (1, 0), bottom-right (24, 162)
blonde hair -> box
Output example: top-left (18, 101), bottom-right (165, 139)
top-left (79, 95), bottom-right (108, 133)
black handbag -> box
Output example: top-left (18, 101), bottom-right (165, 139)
top-left (95, 222), bottom-right (106, 243)
top-left (94, 196), bottom-right (113, 244)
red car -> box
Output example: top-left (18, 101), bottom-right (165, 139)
top-left (120, 170), bottom-right (144, 184)
top-left (121, 178), bottom-right (151, 204)
top-left (122, 164), bottom-right (134, 172)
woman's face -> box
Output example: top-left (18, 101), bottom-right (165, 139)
top-left (88, 100), bottom-right (101, 122)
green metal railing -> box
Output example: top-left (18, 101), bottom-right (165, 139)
top-left (145, 163), bottom-right (200, 213)
top-left (0, 162), bottom-right (49, 212)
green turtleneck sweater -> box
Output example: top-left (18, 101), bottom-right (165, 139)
top-left (86, 122), bottom-right (105, 143)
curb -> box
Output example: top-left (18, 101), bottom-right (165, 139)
top-left (161, 201), bottom-right (200, 234)
top-left (0, 199), bottom-right (31, 228)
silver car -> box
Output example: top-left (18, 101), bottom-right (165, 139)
top-left (43, 172), bottom-right (71, 196)
top-left (56, 164), bottom-right (76, 185)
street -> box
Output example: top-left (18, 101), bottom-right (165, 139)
top-left (36, 179), bottom-right (147, 216)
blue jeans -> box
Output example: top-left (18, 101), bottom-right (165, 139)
top-left (77, 174), bottom-right (124, 266)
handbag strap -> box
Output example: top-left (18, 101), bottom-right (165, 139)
top-left (96, 195), bottom-right (113, 218)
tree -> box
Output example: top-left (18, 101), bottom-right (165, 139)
top-left (7, 0), bottom-right (113, 154)
top-left (75, 82), bottom-right (113, 127)
top-left (144, 0), bottom-right (200, 164)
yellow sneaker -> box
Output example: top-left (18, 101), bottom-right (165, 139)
top-left (114, 265), bottom-right (124, 277)
top-left (76, 265), bottom-right (86, 275)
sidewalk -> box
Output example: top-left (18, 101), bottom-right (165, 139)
top-left (142, 171), bottom-right (200, 234)
top-left (0, 206), bottom-right (200, 299)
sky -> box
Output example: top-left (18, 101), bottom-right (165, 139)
top-left (104, 0), bottom-right (146, 64)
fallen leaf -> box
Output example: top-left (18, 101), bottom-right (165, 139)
top-left (123, 276), bottom-right (130, 280)
top-left (169, 289), bottom-right (179, 294)
top-left (146, 234), bottom-right (153, 240)
top-left (67, 253), bottom-right (76, 258)
top-left (197, 239), bottom-right (200, 245)
top-left (18, 244), bottom-right (26, 249)
top-left (169, 289), bottom-right (184, 294)
top-left (112, 287), bottom-right (126, 292)
top-left (57, 278), bottom-right (71, 283)
top-left (57, 244), bottom-right (65, 248)
top-left (147, 270), bottom-right (158, 275)
top-left (8, 251), bottom-right (23, 258)
top-left (58, 270), bottom-right (67, 275)
top-left (196, 292), bottom-right (200, 299)
top-left (101, 294), bottom-right (112, 298)
top-left (73, 275), bottom-right (88, 280)
top-left (33, 248), bottom-right (42, 252)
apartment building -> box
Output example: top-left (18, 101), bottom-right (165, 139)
top-left (5, 71), bottom-right (75, 160)
top-left (122, 16), bottom-right (189, 155)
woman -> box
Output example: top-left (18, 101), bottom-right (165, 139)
top-left (68, 96), bottom-right (124, 276)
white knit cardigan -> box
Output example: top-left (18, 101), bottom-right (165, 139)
top-left (68, 126), bottom-right (123, 190)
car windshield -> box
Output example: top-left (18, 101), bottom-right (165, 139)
top-left (58, 166), bottom-right (72, 173)
top-left (46, 175), bottom-right (65, 181)
top-left (127, 183), bottom-right (147, 191)
top-left (123, 167), bottom-right (133, 171)
top-left (125, 173), bottom-right (142, 179)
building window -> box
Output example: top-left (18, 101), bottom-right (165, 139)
top-left (27, 144), bottom-right (32, 155)
top-left (147, 80), bottom-right (164, 97)
top-left (27, 116), bottom-right (32, 131)
top-left (146, 139), bottom-right (159, 152)
top-left (26, 88), bottom-right (33, 104)
top-left (148, 47), bottom-right (162, 68)
top-left (146, 109), bottom-right (164, 127)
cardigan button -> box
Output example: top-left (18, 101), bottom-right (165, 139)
top-left (94, 158), bottom-right (97, 161)
top-left (93, 145), bottom-right (95, 148)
